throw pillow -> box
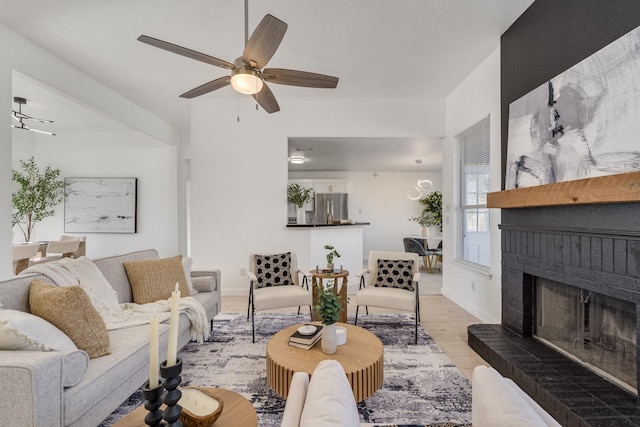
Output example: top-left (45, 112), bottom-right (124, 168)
top-left (0, 309), bottom-right (78, 352)
top-left (123, 256), bottom-right (190, 304)
top-left (254, 252), bottom-right (294, 288)
top-left (300, 360), bottom-right (360, 427)
top-left (29, 279), bottom-right (111, 358)
top-left (375, 259), bottom-right (415, 291)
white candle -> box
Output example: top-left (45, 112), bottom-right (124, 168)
top-left (149, 313), bottom-right (159, 388)
top-left (167, 282), bottom-right (181, 366)
top-left (180, 388), bottom-right (220, 416)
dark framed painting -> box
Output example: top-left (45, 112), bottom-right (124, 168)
top-left (506, 25), bottom-right (640, 189)
top-left (64, 177), bottom-right (137, 233)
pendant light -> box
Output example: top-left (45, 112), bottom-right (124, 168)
top-left (407, 159), bottom-right (432, 200)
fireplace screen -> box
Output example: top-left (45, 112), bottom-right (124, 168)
top-left (535, 277), bottom-right (637, 390)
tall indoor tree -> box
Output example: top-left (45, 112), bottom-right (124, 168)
top-left (12, 157), bottom-right (65, 242)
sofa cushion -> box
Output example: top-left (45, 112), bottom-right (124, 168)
top-left (254, 252), bottom-right (293, 288)
top-left (0, 309), bottom-right (77, 351)
top-left (29, 280), bottom-right (111, 359)
top-left (375, 259), bottom-right (415, 291)
top-left (123, 256), bottom-right (190, 304)
top-left (300, 360), bottom-right (360, 427)
top-left (182, 256), bottom-right (198, 295)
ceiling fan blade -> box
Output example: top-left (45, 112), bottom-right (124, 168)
top-left (242, 14), bottom-right (287, 69)
top-left (252, 83), bottom-right (280, 113)
top-left (138, 35), bottom-right (235, 70)
top-left (262, 68), bottom-right (339, 88)
top-left (180, 76), bottom-right (232, 98)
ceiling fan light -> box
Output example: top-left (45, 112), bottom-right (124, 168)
top-left (231, 68), bottom-right (264, 95)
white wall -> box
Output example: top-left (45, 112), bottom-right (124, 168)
top-left (443, 46), bottom-right (502, 323)
top-left (12, 131), bottom-right (179, 258)
top-left (1, 24), bottom-right (182, 277)
top-left (289, 170), bottom-right (442, 256)
top-left (190, 96), bottom-right (446, 295)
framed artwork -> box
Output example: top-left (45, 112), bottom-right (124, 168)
top-left (64, 178), bottom-right (137, 233)
top-left (505, 25), bottom-right (640, 189)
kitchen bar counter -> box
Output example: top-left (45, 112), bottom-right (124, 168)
top-left (287, 223), bottom-right (369, 286)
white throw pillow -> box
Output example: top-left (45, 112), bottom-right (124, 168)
top-left (0, 309), bottom-right (78, 351)
top-left (300, 360), bottom-right (360, 427)
top-left (182, 256), bottom-right (198, 295)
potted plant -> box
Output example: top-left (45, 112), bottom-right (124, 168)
top-left (419, 191), bottom-right (443, 232)
top-left (12, 157), bottom-right (65, 242)
top-left (287, 183), bottom-right (314, 225)
top-left (324, 244), bottom-right (341, 270)
top-left (314, 282), bottom-right (344, 354)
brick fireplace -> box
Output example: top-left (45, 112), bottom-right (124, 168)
top-left (469, 203), bottom-right (640, 426)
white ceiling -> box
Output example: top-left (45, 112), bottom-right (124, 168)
top-left (2, 0), bottom-right (533, 170)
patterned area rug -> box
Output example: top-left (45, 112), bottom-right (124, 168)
top-left (100, 312), bottom-right (472, 426)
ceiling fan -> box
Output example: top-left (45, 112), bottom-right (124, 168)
top-left (137, 3), bottom-right (339, 114)
top-left (11, 97), bottom-right (56, 136)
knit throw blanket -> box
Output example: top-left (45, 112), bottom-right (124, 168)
top-left (20, 257), bottom-right (210, 343)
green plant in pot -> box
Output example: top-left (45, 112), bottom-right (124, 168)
top-left (315, 282), bottom-right (344, 354)
top-left (287, 183), bottom-right (314, 225)
top-left (324, 244), bottom-right (340, 270)
top-left (12, 157), bottom-right (65, 242)
top-left (419, 190), bottom-right (443, 232)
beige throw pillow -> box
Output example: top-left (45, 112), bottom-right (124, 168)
top-left (123, 256), bottom-right (190, 304)
top-left (29, 279), bottom-right (110, 359)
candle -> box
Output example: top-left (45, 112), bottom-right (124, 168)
top-left (149, 313), bottom-right (159, 388)
top-left (166, 282), bottom-right (181, 366)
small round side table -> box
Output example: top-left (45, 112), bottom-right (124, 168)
top-left (309, 269), bottom-right (349, 323)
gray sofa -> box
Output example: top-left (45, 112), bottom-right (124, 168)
top-left (0, 249), bottom-right (221, 427)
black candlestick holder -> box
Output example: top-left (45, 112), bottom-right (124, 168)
top-left (142, 380), bottom-right (164, 427)
top-left (160, 359), bottom-right (183, 427)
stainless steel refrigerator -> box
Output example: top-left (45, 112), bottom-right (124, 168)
top-left (314, 193), bottom-right (348, 224)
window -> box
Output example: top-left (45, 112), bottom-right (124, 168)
top-left (457, 116), bottom-right (490, 267)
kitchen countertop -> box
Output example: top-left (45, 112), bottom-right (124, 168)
top-left (286, 222), bottom-right (370, 227)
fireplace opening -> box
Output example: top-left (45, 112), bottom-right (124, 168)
top-left (535, 277), bottom-right (637, 392)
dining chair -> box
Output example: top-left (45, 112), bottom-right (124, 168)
top-left (354, 251), bottom-right (421, 343)
top-left (247, 252), bottom-right (312, 342)
top-left (403, 237), bottom-right (431, 271)
top-left (12, 243), bottom-right (40, 275)
top-left (29, 239), bottom-right (81, 266)
top-left (60, 234), bottom-right (86, 258)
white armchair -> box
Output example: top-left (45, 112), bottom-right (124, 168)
top-left (247, 252), bottom-right (312, 342)
top-left (354, 251), bottom-right (421, 343)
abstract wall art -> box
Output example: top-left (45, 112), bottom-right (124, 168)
top-left (505, 25), bottom-right (640, 189)
top-left (64, 178), bottom-right (137, 233)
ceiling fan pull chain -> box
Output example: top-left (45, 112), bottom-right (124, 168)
top-left (237, 93), bottom-right (241, 122)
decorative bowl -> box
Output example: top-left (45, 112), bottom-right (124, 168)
top-left (179, 387), bottom-right (224, 427)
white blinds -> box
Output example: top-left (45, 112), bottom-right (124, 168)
top-left (457, 116), bottom-right (490, 267)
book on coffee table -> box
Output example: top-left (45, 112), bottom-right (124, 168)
top-left (288, 332), bottom-right (322, 350)
top-left (288, 324), bottom-right (323, 349)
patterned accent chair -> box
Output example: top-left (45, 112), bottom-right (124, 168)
top-left (354, 251), bottom-right (421, 343)
top-left (247, 252), bottom-right (312, 342)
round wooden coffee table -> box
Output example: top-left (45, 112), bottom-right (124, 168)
top-left (266, 322), bottom-right (383, 402)
top-left (113, 387), bottom-right (257, 427)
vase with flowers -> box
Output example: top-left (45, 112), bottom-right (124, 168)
top-left (287, 183), bottom-right (314, 225)
top-left (409, 210), bottom-right (438, 237)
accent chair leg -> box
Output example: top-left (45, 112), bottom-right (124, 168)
top-left (309, 305), bottom-right (313, 321)
top-left (251, 305), bottom-right (256, 343)
top-left (210, 318), bottom-right (213, 332)
top-left (415, 311), bottom-right (418, 344)
top-left (355, 306), bottom-right (359, 325)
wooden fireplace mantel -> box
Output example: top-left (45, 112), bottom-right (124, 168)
top-left (487, 170), bottom-right (640, 208)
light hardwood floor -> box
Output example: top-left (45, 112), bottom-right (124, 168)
top-left (221, 283), bottom-right (488, 380)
